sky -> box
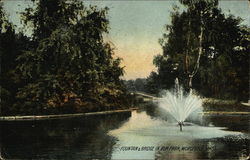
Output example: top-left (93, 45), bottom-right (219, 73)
top-left (3, 0), bottom-right (250, 80)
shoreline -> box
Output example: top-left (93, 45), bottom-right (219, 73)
top-left (0, 108), bottom-right (138, 121)
top-left (201, 111), bottom-right (250, 115)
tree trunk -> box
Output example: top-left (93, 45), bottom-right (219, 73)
top-left (184, 20), bottom-right (191, 74)
top-left (188, 14), bottom-right (204, 92)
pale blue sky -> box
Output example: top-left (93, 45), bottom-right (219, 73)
top-left (3, 0), bottom-right (250, 80)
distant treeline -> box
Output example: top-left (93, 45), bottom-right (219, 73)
top-left (0, 0), bottom-right (130, 116)
top-left (127, 0), bottom-right (249, 101)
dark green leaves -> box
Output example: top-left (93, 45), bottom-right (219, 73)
top-left (1, 0), bottom-right (127, 115)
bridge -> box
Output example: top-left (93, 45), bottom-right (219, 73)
top-left (130, 91), bottom-right (161, 101)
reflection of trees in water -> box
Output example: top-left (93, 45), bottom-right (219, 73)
top-left (144, 106), bottom-right (249, 159)
top-left (155, 140), bottom-right (208, 160)
top-left (145, 103), bottom-right (166, 120)
top-left (202, 115), bottom-right (250, 132)
top-left (0, 112), bottom-right (131, 159)
top-left (154, 138), bottom-right (248, 160)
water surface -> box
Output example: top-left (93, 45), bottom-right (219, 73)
top-left (0, 105), bottom-right (249, 160)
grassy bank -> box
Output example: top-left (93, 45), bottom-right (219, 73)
top-left (202, 98), bottom-right (250, 112)
top-left (1, 94), bottom-right (136, 116)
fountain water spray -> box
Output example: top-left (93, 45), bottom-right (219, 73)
top-left (158, 78), bottom-right (202, 131)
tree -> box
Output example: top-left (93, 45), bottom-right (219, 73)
top-left (145, 72), bottom-right (160, 94)
top-left (0, 0), bottom-right (32, 115)
top-left (8, 0), bottom-right (126, 115)
top-left (149, 0), bottom-right (249, 100)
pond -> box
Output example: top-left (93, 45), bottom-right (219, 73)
top-left (0, 104), bottom-right (249, 160)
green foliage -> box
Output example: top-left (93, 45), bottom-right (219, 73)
top-left (145, 72), bottom-right (160, 94)
top-left (1, 0), bottom-right (128, 115)
top-left (124, 78), bottom-right (147, 92)
top-left (0, 0), bottom-right (32, 115)
top-left (149, 0), bottom-right (249, 100)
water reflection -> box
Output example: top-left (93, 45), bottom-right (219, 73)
top-left (0, 112), bottom-right (131, 160)
top-left (0, 106), bottom-right (249, 160)
top-left (109, 111), bottom-right (249, 160)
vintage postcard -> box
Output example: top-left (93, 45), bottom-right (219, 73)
top-left (0, 0), bottom-right (249, 159)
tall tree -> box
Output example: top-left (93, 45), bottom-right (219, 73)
top-left (14, 0), bottom-right (126, 115)
top-left (149, 0), bottom-right (249, 100)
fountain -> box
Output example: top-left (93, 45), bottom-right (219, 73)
top-left (158, 78), bottom-right (203, 131)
